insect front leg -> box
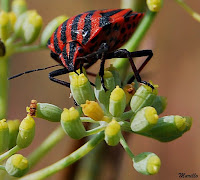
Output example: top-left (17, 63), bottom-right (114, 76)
top-left (98, 43), bottom-right (109, 91)
top-left (49, 68), bottom-right (70, 87)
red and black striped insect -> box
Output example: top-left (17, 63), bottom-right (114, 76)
top-left (10, 9), bottom-right (153, 89)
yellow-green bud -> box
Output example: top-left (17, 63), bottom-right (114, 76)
top-left (141, 116), bottom-right (192, 142)
top-left (0, 11), bottom-right (11, 41)
top-left (133, 152), bottom-right (161, 175)
top-left (12, 0), bottom-right (27, 16)
top-left (0, 119), bottom-right (9, 153)
top-left (109, 86), bottom-right (126, 117)
top-left (5, 154), bottom-right (29, 177)
top-left (61, 107), bottom-right (86, 139)
top-left (40, 15), bottom-right (68, 46)
top-left (106, 64), bottom-right (122, 87)
top-left (17, 115), bottom-right (35, 148)
top-left (23, 10), bottom-right (42, 44)
top-left (14, 10), bottom-right (42, 44)
top-left (130, 83), bottom-right (158, 114)
top-left (8, 12), bottom-right (17, 30)
top-left (81, 101), bottom-right (104, 121)
top-left (95, 71), bottom-right (115, 112)
top-left (105, 119), bottom-right (121, 146)
top-left (131, 107), bottom-right (158, 133)
top-left (147, 0), bottom-right (162, 12)
top-left (7, 120), bottom-right (20, 149)
top-left (70, 73), bottom-right (95, 105)
top-left (33, 103), bottom-right (62, 122)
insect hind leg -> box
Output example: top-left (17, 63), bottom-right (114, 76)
top-left (107, 49), bottom-right (154, 88)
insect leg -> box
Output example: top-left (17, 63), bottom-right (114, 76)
top-left (98, 43), bottom-right (109, 91)
top-left (99, 55), bottom-right (107, 91)
top-left (109, 49), bottom-right (154, 89)
top-left (49, 68), bottom-right (70, 87)
top-left (127, 50), bottom-right (153, 83)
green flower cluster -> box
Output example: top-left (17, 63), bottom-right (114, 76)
top-left (0, 0), bottom-right (68, 57)
top-left (0, 115), bottom-right (35, 177)
top-left (24, 66), bottom-right (192, 175)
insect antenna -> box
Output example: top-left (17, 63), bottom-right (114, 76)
top-left (8, 64), bottom-right (62, 80)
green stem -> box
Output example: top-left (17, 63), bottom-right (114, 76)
top-left (119, 121), bottom-right (132, 132)
top-left (175, 0), bottom-right (200, 22)
top-left (0, 56), bottom-right (9, 119)
top-left (20, 132), bottom-right (105, 180)
top-left (0, 145), bottom-right (21, 162)
top-left (113, 10), bottom-right (157, 78)
top-left (85, 125), bottom-right (106, 136)
top-left (14, 45), bottom-right (45, 53)
top-left (121, 0), bottom-right (146, 12)
top-left (120, 134), bottom-right (134, 159)
top-left (121, 110), bottom-right (134, 121)
top-left (1, 0), bottom-right (9, 12)
top-left (28, 126), bottom-right (66, 169)
top-left (80, 117), bottom-right (100, 124)
top-left (0, 165), bottom-right (5, 170)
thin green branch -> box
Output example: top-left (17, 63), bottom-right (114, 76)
top-left (121, 0), bottom-right (146, 12)
top-left (175, 0), bottom-right (200, 22)
top-left (80, 117), bottom-right (100, 124)
top-left (0, 145), bottom-right (21, 162)
top-left (120, 134), bottom-right (134, 159)
top-left (28, 126), bottom-right (66, 169)
top-left (14, 45), bottom-right (45, 53)
top-left (85, 125), bottom-right (106, 136)
top-left (20, 132), bottom-right (104, 180)
top-left (0, 57), bottom-right (9, 119)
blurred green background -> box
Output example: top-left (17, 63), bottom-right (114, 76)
top-left (7, 0), bottom-right (200, 179)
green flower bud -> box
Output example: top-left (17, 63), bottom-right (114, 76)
top-left (106, 64), bottom-right (122, 87)
top-left (95, 71), bottom-right (115, 112)
top-left (105, 119), bottom-right (121, 146)
top-left (8, 12), bottom-right (17, 30)
top-left (14, 11), bottom-right (27, 36)
top-left (0, 119), bottom-right (9, 153)
top-left (131, 107), bottom-right (158, 133)
top-left (5, 154), bottom-right (29, 177)
top-left (0, 11), bottom-right (11, 41)
top-left (14, 10), bottom-right (42, 44)
top-left (147, 0), bottom-right (162, 12)
top-left (151, 96), bottom-right (167, 115)
top-left (61, 107), bottom-right (86, 139)
top-left (17, 115), bottom-right (35, 148)
top-left (130, 83), bottom-right (158, 115)
top-left (69, 73), bottom-right (95, 105)
top-left (34, 103), bottom-right (62, 122)
top-left (133, 152), bottom-right (161, 175)
top-left (109, 86), bottom-right (126, 117)
top-left (12, 0), bottom-right (27, 16)
top-left (40, 15), bottom-right (68, 46)
top-left (141, 116), bottom-right (192, 142)
top-left (7, 120), bottom-right (20, 149)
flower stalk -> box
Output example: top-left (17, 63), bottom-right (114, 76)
top-left (19, 132), bottom-right (104, 180)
